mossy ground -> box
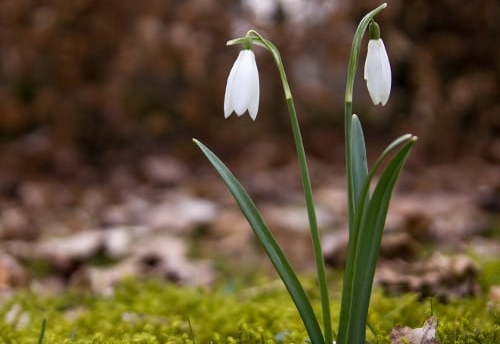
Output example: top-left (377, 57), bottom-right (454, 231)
top-left (1, 259), bottom-right (499, 343)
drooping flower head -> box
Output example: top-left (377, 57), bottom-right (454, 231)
top-left (224, 38), bottom-right (260, 120)
top-left (364, 21), bottom-right (391, 106)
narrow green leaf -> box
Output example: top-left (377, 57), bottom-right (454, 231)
top-left (370, 133), bottom-right (413, 176)
top-left (340, 6), bottom-right (389, 343)
top-left (345, 102), bottom-right (355, 232)
top-left (338, 115), bottom-right (369, 344)
top-left (361, 138), bottom-right (416, 287)
top-left (344, 137), bottom-right (416, 344)
top-left (340, 136), bottom-right (415, 344)
top-left (193, 139), bottom-right (325, 344)
top-left (37, 318), bottom-right (46, 344)
top-left (349, 114), bottom-right (369, 209)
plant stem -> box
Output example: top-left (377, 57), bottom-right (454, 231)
top-left (37, 318), bottom-right (46, 344)
top-left (194, 139), bottom-right (326, 344)
top-left (287, 98), bottom-right (332, 344)
top-left (247, 30), bottom-right (332, 344)
top-left (338, 4), bottom-right (387, 344)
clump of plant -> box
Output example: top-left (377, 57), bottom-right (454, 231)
top-left (194, 3), bottom-right (418, 344)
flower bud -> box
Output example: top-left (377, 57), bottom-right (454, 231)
top-left (224, 49), bottom-right (260, 120)
top-left (364, 23), bottom-right (391, 106)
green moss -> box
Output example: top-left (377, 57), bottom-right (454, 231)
top-left (477, 259), bottom-right (500, 291)
top-left (368, 290), bottom-right (500, 343)
top-left (1, 260), bottom-right (499, 343)
top-left (0, 279), bottom-right (311, 343)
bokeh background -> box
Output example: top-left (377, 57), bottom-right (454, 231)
top-left (0, 0), bottom-right (498, 163)
top-left (0, 0), bottom-right (499, 291)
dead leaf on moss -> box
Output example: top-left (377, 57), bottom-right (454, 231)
top-left (0, 253), bottom-right (30, 290)
top-left (489, 285), bottom-right (500, 303)
top-left (375, 253), bottom-right (480, 301)
top-left (390, 316), bottom-right (440, 344)
top-left (489, 285), bottom-right (500, 314)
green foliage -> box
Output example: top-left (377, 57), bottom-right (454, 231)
top-left (339, 4), bottom-right (415, 343)
top-left (193, 138), bottom-right (324, 344)
top-left (479, 259), bottom-right (500, 289)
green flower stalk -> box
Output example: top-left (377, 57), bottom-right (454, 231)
top-left (338, 4), bottom-right (416, 344)
top-left (194, 3), bottom-right (416, 344)
top-left (221, 29), bottom-right (332, 344)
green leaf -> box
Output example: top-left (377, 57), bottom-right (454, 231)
top-left (193, 139), bottom-right (325, 344)
top-left (371, 133), bottom-right (413, 175)
top-left (37, 318), bottom-right (46, 344)
top-left (340, 132), bottom-right (414, 344)
top-left (338, 115), bottom-right (369, 344)
top-left (343, 137), bottom-right (417, 344)
top-left (349, 114), bottom-right (369, 212)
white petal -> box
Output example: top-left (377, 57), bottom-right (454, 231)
top-left (231, 50), bottom-right (258, 116)
top-left (246, 55), bottom-right (259, 120)
top-left (224, 52), bottom-right (241, 118)
top-left (364, 39), bottom-right (391, 106)
top-left (223, 50), bottom-right (260, 119)
top-left (230, 51), bottom-right (249, 116)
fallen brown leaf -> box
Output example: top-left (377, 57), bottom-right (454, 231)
top-left (390, 316), bottom-right (440, 344)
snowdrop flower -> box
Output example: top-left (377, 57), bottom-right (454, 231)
top-left (224, 49), bottom-right (260, 120)
top-left (364, 22), bottom-right (391, 106)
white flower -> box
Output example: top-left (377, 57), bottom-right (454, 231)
top-left (364, 39), bottom-right (391, 106)
top-left (224, 49), bottom-right (260, 120)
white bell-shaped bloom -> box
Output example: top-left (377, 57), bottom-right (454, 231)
top-left (224, 49), bottom-right (260, 120)
top-left (364, 39), bottom-right (391, 106)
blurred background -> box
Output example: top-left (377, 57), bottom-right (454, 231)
top-left (0, 0), bottom-right (498, 162)
top-left (0, 0), bottom-right (499, 292)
